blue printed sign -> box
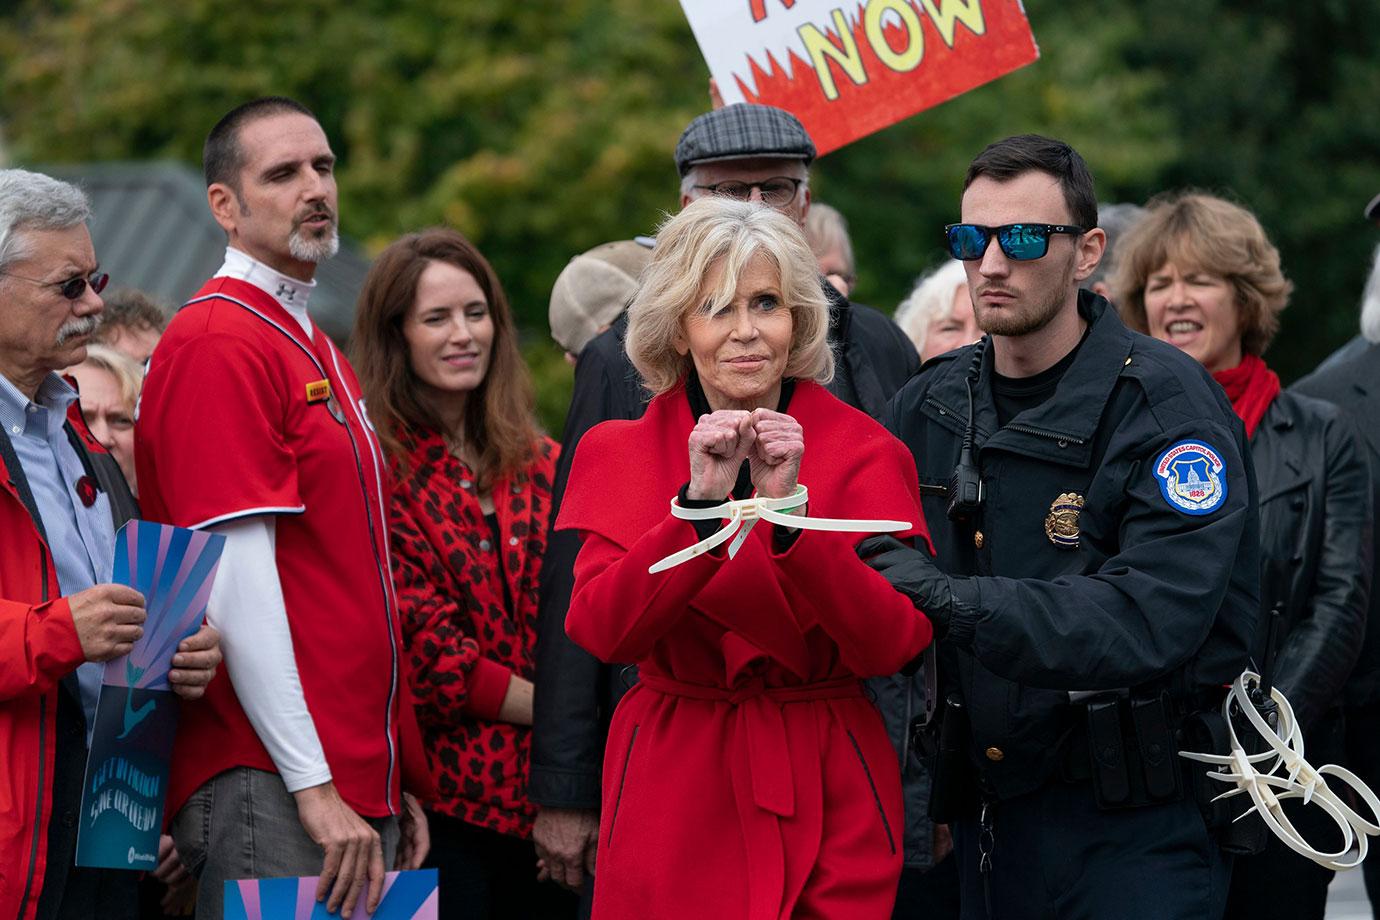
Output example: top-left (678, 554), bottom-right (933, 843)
top-left (75, 521), bottom-right (225, 869)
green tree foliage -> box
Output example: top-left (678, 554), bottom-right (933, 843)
top-left (2, 0), bottom-right (1377, 430)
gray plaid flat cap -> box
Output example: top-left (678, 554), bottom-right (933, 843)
top-left (675, 104), bottom-right (817, 177)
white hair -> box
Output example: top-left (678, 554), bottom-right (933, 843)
top-left (0, 169), bottom-right (91, 274)
top-left (894, 259), bottom-right (969, 355)
top-left (1361, 243), bottom-right (1380, 345)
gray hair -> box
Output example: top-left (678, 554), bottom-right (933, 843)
top-left (0, 169), bottom-right (91, 274)
top-left (805, 203), bottom-right (855, 277)
top-left (626, 196), bottom-right (833, 395)
top-left (1087, 201), bottom-right (1147, 288)
top-left (894, 259), bottom-right (968, 355)
top-left (1361, 243), bottom-right (1380, 345)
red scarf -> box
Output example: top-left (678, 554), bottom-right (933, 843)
top-left (1212, 353), bottom-right (1280, 439)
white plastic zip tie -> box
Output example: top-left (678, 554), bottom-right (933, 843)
top-left (1179, 670), bottom-right (1380, 870)
top-left (647, 484), bottom-right (910, 574)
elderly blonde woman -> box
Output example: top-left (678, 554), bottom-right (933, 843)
top-left (68, 343), bottom-right (143, 494)
top-left (557, 197), bottom-right (934, 920)
top-left (1114, 192), bottom-right (1371, 920)
top-left (893, 259), bottom-right (980, 361)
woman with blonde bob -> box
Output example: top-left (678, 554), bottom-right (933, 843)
top-left (558, 197), bottom-right (935, 919)
top-left (1114, 192), bottom-right (1371, 920)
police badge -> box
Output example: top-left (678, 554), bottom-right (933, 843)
top-left (1044, 492), bottom-right (1084, 548)
top-left (1153, 440), bottom-right (1228, 515)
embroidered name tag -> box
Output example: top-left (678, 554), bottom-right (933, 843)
top-left (305, 379), bottom-right (331, 404)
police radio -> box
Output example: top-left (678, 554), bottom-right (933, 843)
top-left (947, 337), bottom-right (988, 523)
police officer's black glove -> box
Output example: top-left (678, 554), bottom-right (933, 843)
top-left (857, 535), bottom-right (954, 640)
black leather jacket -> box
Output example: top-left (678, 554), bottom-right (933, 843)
top-left (1250, 390), bottom-right (1372, 730)
top-left (1293, 343), bottom-right (1380, 707)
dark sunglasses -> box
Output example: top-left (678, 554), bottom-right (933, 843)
top-left (0, 269), bottom-right (110, 300)
top-left (944, 223), bottom-right (1085, 261)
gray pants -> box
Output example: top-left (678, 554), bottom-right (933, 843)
top-left (171, 768), bottom-right (400, 920)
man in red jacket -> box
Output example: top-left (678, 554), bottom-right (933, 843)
top-left (0, 167), bottom-right (223, 920)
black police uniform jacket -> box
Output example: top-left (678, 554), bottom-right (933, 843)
top-left (885, 291), bottom-right (1260, 802)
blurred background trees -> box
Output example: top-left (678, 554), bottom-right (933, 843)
top-left (3, 0), bottom-right (1377, 431)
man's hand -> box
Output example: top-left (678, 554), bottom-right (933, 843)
top-left (856, 536), bottom-right (954, 639)
top-left (153, 834), bottom-right (197, 914)
top-left (687, 410), bottom-right (755, 501)
top-left (69, 584), bottom-right (146, 662)
top-left (747, 408), bottom-right (804, 500)
top-left (533, 806), bottom-right (599, 892)
top-left (168, 624), bottom-right (222, 701)
top-left (295, 782), bottom-right (384, 919)
top-left (395, 793), bottom-right (430, 870)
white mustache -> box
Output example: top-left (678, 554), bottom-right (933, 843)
top-left (56, 316), bottom-right (99, 346)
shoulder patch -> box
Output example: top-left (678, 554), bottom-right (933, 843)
top-left (1153, 440), bottom-right (1228, 515)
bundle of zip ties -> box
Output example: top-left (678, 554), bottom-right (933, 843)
top-left (1180, 670), bottom-right (1380, 869)
top-left (648, 484), bottom-right (910, 574)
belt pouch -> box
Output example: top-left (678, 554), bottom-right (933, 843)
top-left (1087, 698), bottom-right (1131, 808)
top-left (1130, 693), bottom-right (1181, 802)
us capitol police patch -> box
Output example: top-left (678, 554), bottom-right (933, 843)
top-left (1153, 440), bottom-right (1227, 515)
top-left (1044, 492), bottom-right (1084, 548)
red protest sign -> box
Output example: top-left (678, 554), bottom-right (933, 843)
top-left (682, 0), bottom-right (1040, 156)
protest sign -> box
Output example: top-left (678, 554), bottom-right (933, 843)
top-left (75, 520), bottom-right (225, 870)
top-left (681, 0), bottom-right (1040, 154)
top-left (224, 870), bottom-right (440, 920)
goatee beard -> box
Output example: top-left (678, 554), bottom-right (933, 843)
top-left (289, 225), bottom-right (340, 264)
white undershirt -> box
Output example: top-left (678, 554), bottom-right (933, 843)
top-left (215, 247), bottom-right (315, 338)
top-left (202, 250), bottom-right (330, 792)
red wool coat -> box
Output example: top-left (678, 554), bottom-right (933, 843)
top-left (390, 428), bottom-right (558, 838)
top-left (559, 381), bottom-right (934, 920)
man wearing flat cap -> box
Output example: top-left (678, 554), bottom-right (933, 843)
top-left (1293, 189), bottom-right (1380, 911)
top-left (530, 104), bottom-right (921, 913)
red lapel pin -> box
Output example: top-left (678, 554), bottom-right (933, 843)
top-left (75, 475), bottom-right (98, 508)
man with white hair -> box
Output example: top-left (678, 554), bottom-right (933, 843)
top-left (136, 98), bottom-right (431, 920)
top-left (0, 168), bottom-right (222, 920)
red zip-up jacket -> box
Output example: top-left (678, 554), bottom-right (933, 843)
top-left (0, 404), bottom-right (108, 920)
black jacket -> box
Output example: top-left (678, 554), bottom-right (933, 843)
top-left (529, 285), bottom-right (920, 809)
top-left (885, 292), bottom-right (1260, 801)
top-left (1294, 344), bottom-right (1380, 707)
top-left (1248, 390), bottom-right (1371, 731)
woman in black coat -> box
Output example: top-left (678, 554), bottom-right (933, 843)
top-left (1114, 191), bottom-right (1373, 920)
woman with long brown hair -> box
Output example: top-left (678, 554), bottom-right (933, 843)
top-left (352, 227), bottom-right (570, 918)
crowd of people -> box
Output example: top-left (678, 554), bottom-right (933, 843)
top-left (2, 92), bottom-right (1380, 920)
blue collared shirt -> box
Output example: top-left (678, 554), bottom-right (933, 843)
top-left (0, 371), bottom-right (115, 742)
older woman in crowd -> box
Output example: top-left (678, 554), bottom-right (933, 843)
top-left (351, 228), bottom-right (571, 919)
top-left (893, 259), bottom-right (980, 361)
top-left (558, 197), bottom-right (934, 919)
top-left (69, 343), bottom-right (142, 494)
top-left (1114, 192), bottom-right (1372, 920)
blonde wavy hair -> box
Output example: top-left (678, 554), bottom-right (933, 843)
top-left (1112, 192), bottom-right (1292, 356)
top-left (626, 197), bottom-right (834, 395)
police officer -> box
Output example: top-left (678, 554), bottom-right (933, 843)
top-left (860, 135), bottom-right (1259, 919)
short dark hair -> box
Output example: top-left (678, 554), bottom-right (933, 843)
top-left (203, 96), bottom-right (316, 190)
top-left (963, 134), bottom-right (1098, 230)
top-left (94, 287), bottom-right (169, 338)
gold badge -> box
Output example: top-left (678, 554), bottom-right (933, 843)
top-left (1044, 492), bottom-right (1084, 549)
top-left (305, 379), bottom-right (331, 404)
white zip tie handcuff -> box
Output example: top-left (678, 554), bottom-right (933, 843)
top-left (1180, 670), bottom-right (1380, 869)
top-left (648, 484), bottom-right (911, 574)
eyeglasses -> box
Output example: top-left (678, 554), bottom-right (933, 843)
top-left (0, 269), bottom-right (110, 300)
top-left (944, 223), bottom-right (1085, 262)
top-left (692, 177), bottom-right (803, 208)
